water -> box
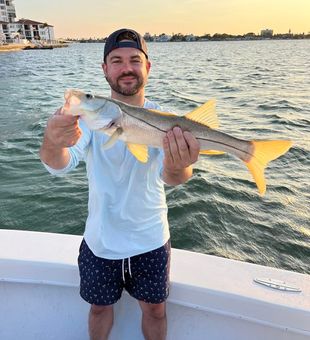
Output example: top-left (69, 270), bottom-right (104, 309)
top-left (0, 40), bottom-right (309, 274)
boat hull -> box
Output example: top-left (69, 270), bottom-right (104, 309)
top-left (0, 230), bottom-right (309, 340)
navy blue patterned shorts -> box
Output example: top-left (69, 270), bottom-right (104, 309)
top-left (78, 239), bottom-right (171, 305)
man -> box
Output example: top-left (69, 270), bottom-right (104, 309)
top-left (40, 28), bottom-right (200, 340)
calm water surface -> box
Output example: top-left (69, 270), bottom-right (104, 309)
top-left (0, 40), bottom-right (309, 274)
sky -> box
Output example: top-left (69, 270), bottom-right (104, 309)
top-left (14, 0), bottom-right (310, 39)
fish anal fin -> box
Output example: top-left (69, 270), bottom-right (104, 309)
top-left (199, 150), bottom-right (225, 155)
top-left (185, 99), bottom-right (219, 128)
top-left (127, 143), bottom-right (149, 163)
top-left (245, 140), bottom-right (293, 196)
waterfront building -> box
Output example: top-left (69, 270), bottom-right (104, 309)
top-left (14, 19), bottom-right (54, 42)
top-left (0, 0), bottom-right (54, 43)
top-left (143, 32), bottom-right (153, 42)
top-left (185, 34), bottom-right (196, 41)
top-left (0, 20), bottom-right (6, 39)
top-left (261, 29), bottom-right (273, 38)
top-left (153, 33), bottom-right (171, 42)
top-left (0, 0), bottom-right (16, 23)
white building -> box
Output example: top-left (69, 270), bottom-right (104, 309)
top-left (185, 34), bottom-right (196, 42)
top-left (0, 19), bottom-right (9, 42)
top-left (0, 0), bottom-right (16, 23)
top-left (0, 0), bottom-right (54, 43)
top-left (15, 19), bottom-right (54, 42)
top-left (153, 33), bottom-right (171, 42)
top-left (261, 29), bottom-right (273, 38)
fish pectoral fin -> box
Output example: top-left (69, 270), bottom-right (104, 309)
top-left (127, 143), bottom-right (149, 163)
top-left (200, 150), bottom-right (225, 155)
top-left (245, 140), bottom-right (293, 196)
top-left (102, 128), bottom-right (123, 150)
top-left (185, 99), bottom-right (219, 128)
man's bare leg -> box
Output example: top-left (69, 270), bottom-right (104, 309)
top-left (89, 304), bottom-right (114, 340)
top-left (139, 301), bottom-right (167, 340)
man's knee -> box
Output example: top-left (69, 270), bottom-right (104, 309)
top-left (140, 301), bottom-right (166, 319)
top-left (90, 304), bottom-right (113, 317)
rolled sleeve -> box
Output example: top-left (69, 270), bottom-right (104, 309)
top-left (42, 152), bottom-right (76, 176)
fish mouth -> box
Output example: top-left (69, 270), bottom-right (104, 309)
top-left (63, 89), bottom-right (82, 111)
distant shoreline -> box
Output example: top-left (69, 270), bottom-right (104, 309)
top-left (0, 43), bottom-right (68, 53)
top-left (74, 36), bottom-right (310, 44)
top-left (1, 38), bottom-right (308, 53)
top-left (0, 44), bottom-right (26, 52)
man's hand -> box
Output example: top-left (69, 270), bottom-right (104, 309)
top-left (39, 108), bottom-right (81, 169)
top-left (162, 127), bottom-right (200, 185)
top-left (44, 108), bottom-right (81, 148)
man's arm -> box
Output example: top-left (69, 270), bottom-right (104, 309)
top-left (162, 126), bottom-right (200, 186)
top-left (39, 109), bottom-right (81, 169)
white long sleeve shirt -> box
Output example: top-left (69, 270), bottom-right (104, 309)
top-left (43, 99), bottom-right (170, 259)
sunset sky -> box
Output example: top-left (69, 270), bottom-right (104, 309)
top-left (14, 0), bottom-right (310, 39)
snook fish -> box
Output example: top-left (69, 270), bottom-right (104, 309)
top-left (62, 89), bottom-right (292, 196)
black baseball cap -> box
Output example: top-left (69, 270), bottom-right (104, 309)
top-left (103, 28), bottom-right (148, 62)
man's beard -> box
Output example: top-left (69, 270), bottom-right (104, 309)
top-left (105, 72), bottom-right (145, 96)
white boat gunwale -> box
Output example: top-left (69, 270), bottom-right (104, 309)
top-left (1, 229), bottom-right (309, 339)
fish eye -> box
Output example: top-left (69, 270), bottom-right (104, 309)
top-left (85, 93), bottom-right (93, 99)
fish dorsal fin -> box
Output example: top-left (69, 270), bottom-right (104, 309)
top-left (185, 99), bottom-right (219, 128)
top-left (127, 143), bottom-right (149, 163)
top-left (148, 109), bottom-right (177, 117)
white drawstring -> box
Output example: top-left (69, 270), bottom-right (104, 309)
top-left (128, 257), bottom-right (132, 277)
top-left (121, 257), bottom-right (132, 283)
top-left (122, 259), bottom-right (125, 282)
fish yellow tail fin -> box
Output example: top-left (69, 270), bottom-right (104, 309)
top-left (245, 140), bottom-right (293, 196)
